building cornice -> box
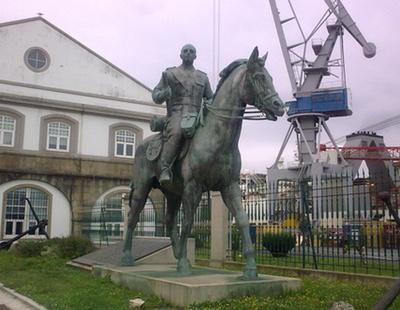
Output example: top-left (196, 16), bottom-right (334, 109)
top-left (0, 79), bottom-right (160, 108)
top-left (0, 92), bottom-right (164, 122)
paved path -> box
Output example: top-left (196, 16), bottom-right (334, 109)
top-left (0, 283), bottom-right (46, 310)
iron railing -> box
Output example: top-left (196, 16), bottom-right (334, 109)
top-left (233, 169), bottom-right (400, 276)
top-left (75, 193), bottom-right (211, 258)
top-left (73, 169), bottom-right (400, 276)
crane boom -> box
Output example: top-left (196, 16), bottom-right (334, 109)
top-left (269, 0), bottom-right (298, 94)
top-left (324, 0), bottom-right (376, 58)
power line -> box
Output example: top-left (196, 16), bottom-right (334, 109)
top-left (325, 114), bottom-right (400, 145)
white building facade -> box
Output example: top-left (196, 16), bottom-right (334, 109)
top-left (0, 17), bottom-right (165, 241)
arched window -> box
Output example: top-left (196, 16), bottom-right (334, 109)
top-left (103, 191), bottom-right (127, 239)
top-left (115, 129), bottom-right (135, 158)
top-left (0, 115), bottom-right (16, 147)
top-left (89, 191), bottom-right (128, 243)
top-left (109, 123), bottom-right (143, 159)
top-left (102, 192), bottom-right (154, 239)
top-left (88, 190), bottom-right (155, 244)
top-left (4, 187), bottom-right (49, 237)
top-left (47, 121), bottom-right (71, 151)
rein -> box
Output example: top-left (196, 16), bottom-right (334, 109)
top-left (205, 103), bottom-right (271, 121)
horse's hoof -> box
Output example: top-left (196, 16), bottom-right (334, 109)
top-left (242, 267), bottom-right (258, 280)
top-left (177, 258), bottom-right (192, 276)
top-left (120, 253), bottom-right (135, 266)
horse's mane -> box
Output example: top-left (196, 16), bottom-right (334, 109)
top-left (214, 59), bottom-right (247, 97)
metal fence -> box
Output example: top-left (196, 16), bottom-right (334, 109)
top-left (76, 193), bottom-right (211, 258)
top-left (233, 169), bottom-right (400, 276)
top-left (74, 168), bottom-right (400, 276)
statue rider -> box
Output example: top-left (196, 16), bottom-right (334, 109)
top-left (152, 44), bottom-right (213, 186)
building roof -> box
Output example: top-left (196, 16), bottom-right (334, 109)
top-left (0, 16), bottom-right (152, 93)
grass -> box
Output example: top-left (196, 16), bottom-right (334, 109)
top-left (0, 251), bottom-right (168, 309)
top-left (190, 276), bottom-right (399, 310)
top-left (225, 247), bottom-right (400, 277)
top-left (251, 254), bottom-right (400, 277)
top-left (256, 255), bottom-right (400, 277)
top-left (0, 250), bottom-right (399, 309)
top-left (195, 244), bottom-right (400, 278)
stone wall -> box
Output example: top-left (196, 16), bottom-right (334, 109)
top-left (0, 151), bottom-right (133, 235)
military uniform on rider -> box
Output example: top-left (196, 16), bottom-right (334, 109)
top-left (152, 44), bottom-right (213, 186)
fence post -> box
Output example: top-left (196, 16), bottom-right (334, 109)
top-left (210, 191), bottom-right (229, 268)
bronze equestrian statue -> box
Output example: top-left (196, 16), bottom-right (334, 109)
top-left (121, 46), bottom-right (285, 279)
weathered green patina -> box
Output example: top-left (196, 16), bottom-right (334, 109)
top-left (122, 46), bottom-right (285, 279)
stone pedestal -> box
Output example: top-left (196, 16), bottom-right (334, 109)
top-left (72, 238), bottom-right (195, 267)
top-left (92, 264), bottom-right (301, 308)
top-left (210, 192), bottom-right (229, 268)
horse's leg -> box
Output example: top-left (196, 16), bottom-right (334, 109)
top-left (164, 192), bottom-right (181, 259)
top-left (121, 179), bottom-right (152, 266)
top-left (177, 181), bottom-right (202, 275)
top-left (221, 182), bottom-right (258, 279)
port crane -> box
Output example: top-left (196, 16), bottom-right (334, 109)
top-left (268, 0), bottom-right (376, 180)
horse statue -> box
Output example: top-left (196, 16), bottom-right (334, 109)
top-left (121, 47), bottom-right (285, 279)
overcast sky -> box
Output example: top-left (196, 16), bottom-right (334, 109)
top-left (1, 0), bottom-right (399, 172)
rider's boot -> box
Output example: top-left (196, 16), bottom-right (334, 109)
top-left (159, 165), bottom-right (172, 186)
top-left (159, 126), bottom-right (180, 187)
top-left (159, 152), bottom-right (174, 187)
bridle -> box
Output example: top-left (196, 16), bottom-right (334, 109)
top-left (205, 104), bottom-right (271, 120)
top-left (205, 68), bottom-right (280, 121)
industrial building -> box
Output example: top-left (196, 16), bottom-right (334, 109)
top-left (0, 17), bottom-right (164, 242)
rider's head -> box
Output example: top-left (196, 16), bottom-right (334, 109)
top-left (180, 44), bottom-right (197, 65)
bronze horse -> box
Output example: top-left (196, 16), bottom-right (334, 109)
top-left (121, 47), bottom-right (285, 279)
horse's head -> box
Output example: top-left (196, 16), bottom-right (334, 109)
top-left (245, 47), bottom-right (285, 121)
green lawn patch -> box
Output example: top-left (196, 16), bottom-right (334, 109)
top-left (0, 251), bottom-right (168, 309)
top-left (0, 250), bottom-right (398, 309)
top-left (229, 249), bottom-right (400, 277)
top-left (190, 276), bottom-right (399, 310)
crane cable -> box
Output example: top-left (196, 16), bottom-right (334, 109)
top-left (325, 113), bottom-right (400, 145)
top-left (212, 0), bottom-right (221, 90)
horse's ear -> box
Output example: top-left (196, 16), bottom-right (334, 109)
top-left (247, 47), bottom-right (259, 72)
top-left (260, 52), bottom-right (268, 66)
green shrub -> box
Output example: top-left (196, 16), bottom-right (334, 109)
top-left (51, 236), bottom-right (95, 259)
top-left (12, 240), bottom-right (47, 257)
top-left (190, 229), bottom-right (206, 249)
top-left (262, 232), bottom-right (296, 257)
top-left (231, 225), bottom-right (241, 252)
top-left (230, 225), bottom-right (242, 260)
top-left (11, 236), bottom-right (94, 259)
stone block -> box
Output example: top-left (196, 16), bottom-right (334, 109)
top-left (92, 264), bottom-right (301, 308)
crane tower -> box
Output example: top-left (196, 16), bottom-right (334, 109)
top-left (268, 0), bottom-right (376, 181)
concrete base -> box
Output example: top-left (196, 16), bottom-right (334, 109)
top-left (92, 264), bottom-right (301, 308)
top-left (73, 237), bottom-right (195, 267)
